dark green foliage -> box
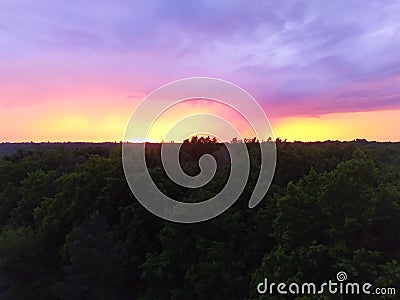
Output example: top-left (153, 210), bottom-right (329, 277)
top-left (0, 141), bottom-right (399, 299)
top-left (53, 212), bottom-right (123, 299)
top-left (0, 227), bottom-right (56, 299)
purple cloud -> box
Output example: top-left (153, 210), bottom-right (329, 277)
top-left (0, 0), bottom-right (399, 116)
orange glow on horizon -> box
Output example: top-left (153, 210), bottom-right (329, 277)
top-left (1, 99), bottom-right (399, 143)
top-left (272, 109), bottom-right (399, 142)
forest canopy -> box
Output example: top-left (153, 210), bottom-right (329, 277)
top-left (0, 140), bottom-right (399, 299)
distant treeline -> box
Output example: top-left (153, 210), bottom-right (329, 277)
top-left (0, 140), bottom-right (399, 299)
top-left (0, 142), bottom-right (120, 158)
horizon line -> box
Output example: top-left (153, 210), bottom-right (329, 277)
top-left (1, 138), bottom-right (400, 144)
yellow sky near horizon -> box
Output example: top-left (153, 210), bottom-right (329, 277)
top-left (1, 100), bottom-right (398, 142)
top-left (273, 109), bottom-right (399, 142)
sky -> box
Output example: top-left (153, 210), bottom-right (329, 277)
top-left (0, 0), bottom-right (399, 142)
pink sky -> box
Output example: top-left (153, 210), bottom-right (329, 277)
top-left (1, 0), bottom-right (399, 142)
